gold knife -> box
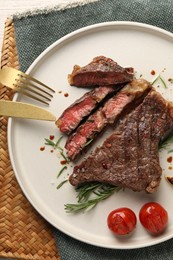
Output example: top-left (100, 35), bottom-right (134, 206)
top-left (0, 100), bottom-right (56, 121)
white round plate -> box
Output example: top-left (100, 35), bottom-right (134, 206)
top-left (8, 22), bottom-right (173, 249)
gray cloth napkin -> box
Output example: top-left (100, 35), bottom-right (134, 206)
top-left (12, 0), bottom-right (173, 259)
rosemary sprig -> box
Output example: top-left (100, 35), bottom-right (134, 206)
top-left (57, 179), bottom-right (68, 189)
top-left (44, 135), bottom-right (70, 163)
top-left (57, 165), bottom-right (67, 178)
top-left (159, 76), bottom-right (167, 89)
top-left (159, 134), bottom-right (173, 150)
top-left (82, 139), bottom-right (93, 148)
top-left (60, 151), bottom-right (70, 163)
top-left (44, 135), bottom-right (63, 151)
top-left (65, 184), bottom-right (121, 213)
top-left (152, 75), bottom-right (167, 88)
top-left (76, 182), bottom-right (103, 202)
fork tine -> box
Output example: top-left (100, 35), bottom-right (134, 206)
top-left (16, 72), bottom-right (55, 105)
top-left (17, 90), bottom-right (50, 105)
top-left (20, 80), bottom-right (54, 98)
top-left (14, 78), bottom-right (54, 99)
top-left (18, 72), bottom-right (55, 93)
top-left (0, 67), bottom-right (55, 105)
top-left (14, 84), bottom-right (52, 101)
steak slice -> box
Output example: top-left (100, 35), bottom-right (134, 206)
top-left (69, 90), bottom-right (173, 193)
top-left (68, 56), bottom-right (134, 87)
top-left (65, 79), bottom-right (152, 160)
top-left (65, 107), bottom-right (107, 160)
top-left (56, 85), bottom-right (118, 134)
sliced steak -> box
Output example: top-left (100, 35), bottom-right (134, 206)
top-left (56, 85), bottom-right (118, 134)
top-left (65, 79), bottom-right (152, 160)
top-left (65, 107), bottom-right (107, 160)
top-left (69, 90), bottom-right (173, 193)
top-left (68, 56), bottom-right (134, 87)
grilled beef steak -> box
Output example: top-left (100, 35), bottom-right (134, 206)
top-left (65, 79), bottom-right (152, 160)
top-left (56, 85), bottom-right (118, 134)
top-left (65, 107), bottom-right (107, 160)
top-left (69, 90), bottom-right (173, 193)
top-left (68, 56), bottom-right (134, 87)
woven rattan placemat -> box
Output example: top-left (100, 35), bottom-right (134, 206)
top-left (0, 18), bottom-right (60, 260)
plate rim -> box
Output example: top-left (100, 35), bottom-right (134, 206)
top-left (27, 21), bottom-right (173, 75)
top-left (7, 21), bottom-right (173, 250)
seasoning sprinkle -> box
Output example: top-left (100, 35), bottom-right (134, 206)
top-left (167, 156), bottom-right (172, 163)
top-left (44, 135), bottom-right (63, 150)
top-left (151, 70), bottom-right (156, 75)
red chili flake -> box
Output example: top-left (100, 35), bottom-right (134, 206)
top-left (40, 146), bottom-right (45, 151)
top-left (60, 160), bottom-right (67, 165)
top-left (167, 156), bottom-right (172, 163)
top-left (49, 135), bottom-right (54, 140)
top-left (166, 176), bottom-right (173, 185)
top-left (151, 70), bottom-right (156, 75)
top-left (64, 93), bottom-right (69, 97)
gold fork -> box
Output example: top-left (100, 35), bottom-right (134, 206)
top-left (0, 67), bottom-right (55, 105)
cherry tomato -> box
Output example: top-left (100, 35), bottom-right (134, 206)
top-left (107, 207), bottom-right (137, 235)
top-left (139, 202), bottom-right (168, 235)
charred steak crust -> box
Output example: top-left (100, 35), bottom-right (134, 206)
top-left (56, 85), bottom-right (118, 134)
top-left (68, 56), bottom-right (134, 87)
top-left (65, 79), bottom-right (152, 160)
top-left (69, 90), bottom-right (173, 193)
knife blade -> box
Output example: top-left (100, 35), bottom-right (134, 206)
top-left (0, 100), bottom-right (56, 121)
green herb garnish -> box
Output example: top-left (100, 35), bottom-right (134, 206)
top-left (57, 179), bottom-right (68, 189)
top-left (65, 183), bottom-right (121, 213)
top-left (44, 135), bottom-right (70, 163)
top-left (82, 139), bottom-right (93, 148)
top-left (60, 151), bottom-right (70, 163)
top-left (159, 134), bottom-right (173, 150)
top-left (76, 182), bottom-right (102, 202)
top-left (44, 135), bottom-right (63, 150)
top-left (152, 75), bottom-right (167, 88)
top-left (57, 166), bottom-right (67, 178)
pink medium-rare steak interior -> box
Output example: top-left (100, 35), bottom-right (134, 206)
top-left (56, 85), bottom-right (118, 134)
top-left (65, 79), bottom-right (152, 160)
top-left (68, 56), bottom-right (134, 87)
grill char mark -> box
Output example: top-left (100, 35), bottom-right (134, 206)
top-left (69, 90), bottom-right (173, 193)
